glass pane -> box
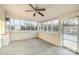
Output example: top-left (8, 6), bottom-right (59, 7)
top-left (30, 21), bottom-right (38, 30)
top-left (48, 21), bottom-right (52, 31)
top-left (10, 19), bottom-right (14, 26)
top-left (14, 19), bottom-right (21, 30)
top-left (20, 20), bottom-right (26, 30)
top-left (34, 22), bottom-right (38, 30)
top-left (25, 21), bottom-right (31, 30)
top-left (64, 34), bottom-right (77, 42)
top-left (10, 19), bottom-right (15, 30)
top-left (10, 19), bottom-right (38, 31)
top-left (52, 19), bottom-right (58, 32)
top-left (64, 18), bottom-right (78, 26)
top-left (63, 18), bottom-right (78, 51)
top-left (14, 19), bottom-right (20, 26)
top-left (43, 22), bottom-right (48, 31)
top-left (63, 40), bottom-right (77, 51)
top-left (6, 21), bottom-right (10, 32)
top-left (40, 23), bottom-right (43, 31)
top-left (38, 23), bottom-right (41, 31)
top-left (30, 22), bottom-right (35, 30)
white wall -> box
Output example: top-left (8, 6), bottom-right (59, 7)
top-left (10, 31), bottom-right (38, 41)
top-left (2, 33), bottom-right (10, 46)
top-left (0, 5), bottom-right (10, 48)
top-left (38, 31), bottom-right (60, 46)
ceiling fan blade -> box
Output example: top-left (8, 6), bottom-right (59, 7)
top-left (29, 4), bottom-right (35, 10)
top-left (38, 8), bottom-right (46, 11)
top-left (33, 13), bottom-right (36, 16)
top-left (25, 10), bottom-right (34, 12)
top-left (38, 12), bottom-right (44, 16)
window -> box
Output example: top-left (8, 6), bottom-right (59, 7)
top-left (30, 21), bottom-right (38, 30)
top-left (43, 22), bottom-right (48, 31)
top-left (39, 19), bottom-right (59, 33)
top-left (40, 21), bottom-right (53, 32)
top-left (30, 22), bottom-right (35, 30)
top-left (64, 18), bottom-right (78, 26)
top-left (52, 19), bottom-right (58, 32)
top-left (34, 22), bottom-right (38, 30)
top-left (10, 18), bottom-right (38, 31)
top-left (48, 21), bottom-right (52, 32)
top-left (63, 18), bottom-right (78, 33)
top-left (14, 19), bottom-right (21, 30)
top-left (25, 21), bottom-right (31, 30)
top-left (20, 20), bottom-right (26, 30)
top-left (10, 19), bottom-right (15, 30)
top-left (38, 23), bottom-right (41, 31)
top-left (40, 23), bottom-right (44, 31)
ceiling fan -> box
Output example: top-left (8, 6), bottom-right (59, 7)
top-left (25, 4), bottom-right (46, 17)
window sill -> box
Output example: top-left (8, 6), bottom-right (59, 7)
top-left (10, 30), bottom-right (38, 32)
top-left (39, 31), bottom-right (59, 34)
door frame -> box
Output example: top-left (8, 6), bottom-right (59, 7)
top-left (61, 17), bottom-right (79, 53)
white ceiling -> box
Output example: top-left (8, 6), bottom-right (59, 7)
top-left (2, 4), bottom-right (79, 22)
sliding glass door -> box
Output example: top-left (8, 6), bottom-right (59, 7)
top-left (62, 17), bottom-right (78, 52)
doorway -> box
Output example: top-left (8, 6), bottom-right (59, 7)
top-left (62, 17), bottom-right (78, 52)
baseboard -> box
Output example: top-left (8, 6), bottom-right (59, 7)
top-left (10, 37), bottom-right (38, 42)
top-left (37, 37), bottom-right (60, 47)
